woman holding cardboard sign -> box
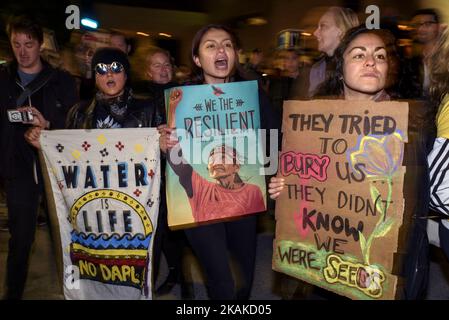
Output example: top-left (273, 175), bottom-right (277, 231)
top-left (269, 26), bottom-right (430, 300)
top-left (160, 24), bottom-right (275, 300)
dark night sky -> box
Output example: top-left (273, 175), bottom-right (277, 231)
top-left (0, 0), bottom-right (73, 44)
top-left (0, 0), bottom-right (210, 45)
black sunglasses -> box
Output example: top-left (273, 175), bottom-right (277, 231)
top-left (95, 62), bottom-right (124, 75)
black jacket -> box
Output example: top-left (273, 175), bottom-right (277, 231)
top-left (0, 60), bottom-right (78, 180)
top-left (132, 80), bottom-right (178, 125)
top-left (66, 93), bottom-right (159, 129)
top-left (146, 81), bottom-right (178, 125)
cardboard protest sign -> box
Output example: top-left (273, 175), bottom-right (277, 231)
top-left (165, 80), bottom-right (266, 228)
top-left (273, 100), bottom-right (410, 300)
top-left (40, 128), bottom-right (160, 300)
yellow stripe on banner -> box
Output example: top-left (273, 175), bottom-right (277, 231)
top-left (72, 243), bottom-right (147, 257)
top-left (437, 94), bottom-right (449, 139)
top-left (70, 189), bottom-right (153, 235)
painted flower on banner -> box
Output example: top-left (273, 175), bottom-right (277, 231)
top-left (82, 141), bottom-right (91, 151)
top-left (349, 132), bottom-right (404, 178)
top-left (115, 141), bottom-right (124, 151)
top-left (56, 144), bottom-right (64, 153)
top-left (100, 148), bottom-right (109, 157)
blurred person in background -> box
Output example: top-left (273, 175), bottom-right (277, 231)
top-left (279, 49), bottom-right (300, 79)
top-left (244, 48), bottom-right (265, 80)
top-left (142, 47), bottom-right (194, 299)
top-left (75, 35), bottom-right (96, 100)
top-left (143, 47), bottom-right (177, 120)
top-left (401, 9), bottom-right (443, 99)
top-left (293, 6), bottom-right (360, 99)
top-left (174, 64), bottom-right (192, 84)
top-left (268, 49), bottom-right (301, 123)
top-left (110, 31), bottom-right (132, 55)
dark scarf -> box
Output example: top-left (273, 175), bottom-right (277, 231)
top-left (94, 87), bottom-right (133, 128)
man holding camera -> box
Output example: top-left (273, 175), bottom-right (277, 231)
top-left (0, 14), bottom-right (78, 299)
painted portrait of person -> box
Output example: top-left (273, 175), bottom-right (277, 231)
top-left (164, 87), bottom-right (266, 223)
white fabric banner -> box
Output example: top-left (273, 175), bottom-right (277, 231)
top-left (40, 128), bottom-right (160, 300)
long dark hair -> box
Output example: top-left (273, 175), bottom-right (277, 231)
top-left (315, 26), bottom-right (397, 98)
top-left (430, 28), bottom-right (449, 105)
top-left (190, 24), bottom-right (248, 84)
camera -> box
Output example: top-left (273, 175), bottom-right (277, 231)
top-left (7, 109), bottom-right (34, 123)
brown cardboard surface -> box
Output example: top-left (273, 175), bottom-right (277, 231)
top-left (273, 100), bottom-right (410, 300)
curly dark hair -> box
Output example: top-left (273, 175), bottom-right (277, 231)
top-left (429, 28), bottom-right (449, 105)
top-left (315, 26), bottom-right (398, 98)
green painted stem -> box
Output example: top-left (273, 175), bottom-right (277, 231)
top-left (364, 178), bottom-right (392, 265)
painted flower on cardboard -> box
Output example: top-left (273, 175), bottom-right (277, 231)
top-left (348, 131), bottom-right (404, 265)
top-left (349, 132), bottom-right (404, 178)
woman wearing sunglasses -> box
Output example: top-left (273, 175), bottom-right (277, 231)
top-left (25, 47), bottom-right (161, 147)
top-left (65, 47), bottom-right (160, 129)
